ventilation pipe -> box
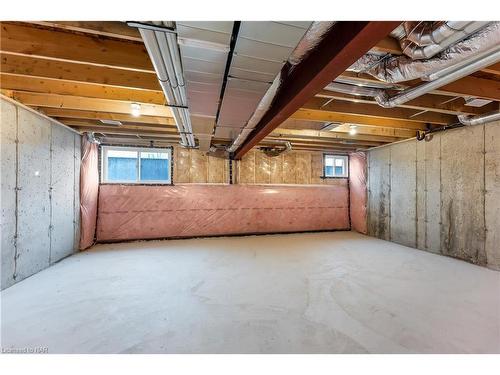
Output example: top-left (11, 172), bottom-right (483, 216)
top-left (458, 110), bottom-right (500, 126)
top-left (131, 22), bottom-right (196, 147)
top-left (327, 44), bottom-right (500, 109)
top-left (259, 141), bottom-right (292, 157)
top-left (350, 22), bottom-right (500, 84)
top-left (398, 21), bottom-right (490, 60)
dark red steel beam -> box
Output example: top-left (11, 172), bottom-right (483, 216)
top-left (233, 21), bottom-right (401, 159)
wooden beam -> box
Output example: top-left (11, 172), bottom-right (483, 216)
top-left (0, 73), bottom-right (165, 104)
top-left (263, 138), bottom-right (368, 150)
top-left (339, 71), bottom-right (500, 101)
top-left (0, 22), bottom-right (153, 71)
top-left (316, 89), bottom-right (492, 116)
top-left (290, 123), bottom-right (416, 138)
top-left (436, 76), bottom-right (500, 101)
top-left (62, 119), bottom-right (178, 133)
top-left (291, 108), bottom-right (426, 130)
top-left (5, 91), bottom-right (172, 117)
top-left (27, 21), bottom-right (143, 42)
top-left (69, 126), bottom-right (181, 138)
top-left (302, 97), bottom-right (455, 125)
top-left (1, 53), bottom-right (160, 91)
top-left (372, 36), bottom-right (402, 55)
top-left (482, 62), bottom-right (500, 76)
top-left (233, 21), bottom-right (401, 159)
top-left (270, 128), bottom-right (405, 144)
top-left (39, 108), bottom-right (175, 125)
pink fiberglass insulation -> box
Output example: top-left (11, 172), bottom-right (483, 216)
top-left (349, 152), bottom-right (368, 234)
top-left (96, 184), bottom-right (349, 242)
top-left (79, 135), bottom-right (99, 249)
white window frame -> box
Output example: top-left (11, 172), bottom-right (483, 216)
top-left (101, 145), bottom-right (172, 184)
top-left (323, 154), bottom-right (349, 178)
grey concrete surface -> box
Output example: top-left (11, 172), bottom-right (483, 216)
top-left (1, 231), bottom-right (499, 354)
top-left (0, 98), bottom-right (81, 289)
top-left (367, 122), bottom-right (500, 270)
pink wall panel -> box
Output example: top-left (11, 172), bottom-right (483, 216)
top-left (97, 184), bottom-right (349, 242)
top-left (349, 152), bottom-right (368, 234)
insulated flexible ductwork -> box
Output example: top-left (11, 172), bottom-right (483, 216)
top-left (259, 140), bottom-right (292, 157)
top-left (398, 21), bottom-right (490, 60)
top-left (327, 43), bottom-right (500, 110)
top-left (227, 22), bottom-right (336, 153)
top-left (349, 22), bottom-right (500, 83)
top-left (132, 23), bottom-right (196, 147)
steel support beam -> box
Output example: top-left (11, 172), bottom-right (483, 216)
top-left (233, 21), bottom-right (401, 159)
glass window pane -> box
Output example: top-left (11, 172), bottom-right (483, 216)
top-left (140, 151), bottom-right (170, 181)
top-left (107, 150), bottom-right (138, 181)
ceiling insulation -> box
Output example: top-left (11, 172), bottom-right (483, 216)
top-left (214, 22), bottom-right (312, 143)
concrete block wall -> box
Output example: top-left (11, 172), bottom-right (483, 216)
top-left (1, 98), bottom-right (81, 289)
top-left (367, 122), bottom-right (500, 270)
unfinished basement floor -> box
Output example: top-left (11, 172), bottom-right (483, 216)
top-left (1, 231), bottom-right (499, 354)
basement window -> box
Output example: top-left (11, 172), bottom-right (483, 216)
top-left (101, 146), bottom-right (172, 184)
top-left (323, 154), bottom-right (348, 178)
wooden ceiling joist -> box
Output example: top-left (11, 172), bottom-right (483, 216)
top-left (302, 97), bottom-right (456, 125)
top-left (28, 21), bottom-right (143, 42)
top-left (0, 73), bottom-right (165, 104)
top-left (0, 54), bottom-right (161, 91)
top-left (339, 71), bottom-right (500, 101)
top-left (291, 108), bottom-right (426, 130)
top-left (39, 108), bottom-right (175, 125)
top-left (4, 91), bottom-right (173, 117)
top-left (62, 119), bottom-right (178, 133)
top-left (315, 90), bottom-right (494, 116)
top-left (233, 21), bottom-right (401, 159)
top-left (0, 22), bottom-right (153, 71)
top-left (270, 128), bottom-right (405, 144)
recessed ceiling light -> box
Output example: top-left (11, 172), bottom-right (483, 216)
top-left (349, 125), bottom-right (358, 135)
top-left (131, 103), bottom-right (141, 117)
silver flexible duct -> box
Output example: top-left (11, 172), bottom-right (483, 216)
top-left (399, 21), bottom-right (490, 60)
top-left (458, 111), bottom-right (500, 126)
top-left (375, 46), bottom-right (500, 108)
top-left (349, 22), bottom-right (500, 83)
top-left (327, 46), bottom-right (500, 113)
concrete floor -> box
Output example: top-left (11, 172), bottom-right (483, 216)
top-left (1, 231), bottom-right (499, 353)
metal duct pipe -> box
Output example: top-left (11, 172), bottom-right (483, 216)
top-left (325, 82), bottom-right (382, 97)
top-left (351, 22), bottom-right (500, 84)
top-left (327, 46), bottom-right (500, 109)
top-left (138, 27), bottom-right (195, 147)
top-left (376, 46), bottom-right (500, 108)
top-left (458, 110), bottom-right (500, 126)
top-left (399, 21), bottom-right (490, 60)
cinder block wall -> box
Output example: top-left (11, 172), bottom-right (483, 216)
top-left (366, 122), bottom-right (500, 270)
top-left (1, 98), bottom-right (81, 289)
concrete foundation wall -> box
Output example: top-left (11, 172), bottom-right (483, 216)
top-left (367, 122), bottom-right (500, 270)
top-left (1, 98), bottom-right (81, 289)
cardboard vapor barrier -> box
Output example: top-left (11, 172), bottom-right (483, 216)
top-left (97, 184), bottom-right (349, 242)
